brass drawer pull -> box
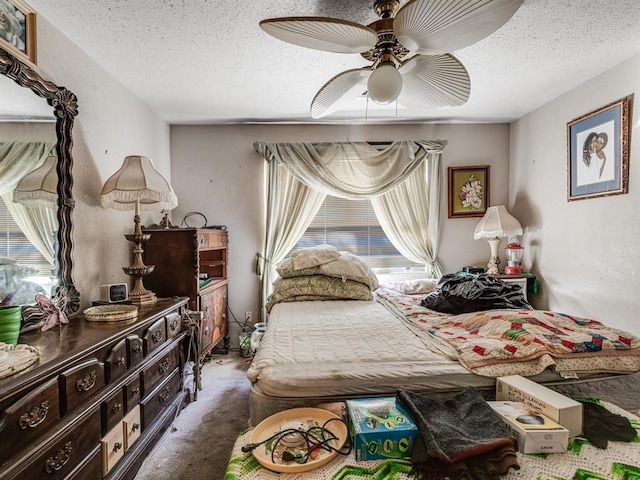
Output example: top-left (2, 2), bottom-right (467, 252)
top-left (159, 388), bottom-right (170, 403)
top-left (19, 401), bottom-right (49, 429)
top-left (130, 387), bottom-right (140, 396)
top-left (132, 423), bottom-right (140, 432)
top-left (158, 358), bottom-right (171, 374)
top-left (115, 356), bottom-right (126, 367)
top-left (76, 371), bottom-right (97, 392)
top-left (151, 330), bottom-right (163, 343)
top-left (132, 342), bottom-right (142, 353)
top-left (45, 441), bottom-right (72, 473)
top-left (169, 318), bottom-right (180, 332)
top-left (112, 403), bottom-right (122, 414)
top-left (113, 442), bottom-right (122, 453)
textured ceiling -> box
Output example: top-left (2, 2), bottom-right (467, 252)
top-left (18, 0), bottom-right (640, 124)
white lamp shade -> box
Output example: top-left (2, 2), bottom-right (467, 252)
top-left (100, 155), bottom-right (178, 211)
top-left (12, 155), bottom-right (58, 207)
top-left (367, 63), bottom-right (403, 105)
top-left (473, 205), bottom-right (522, 239)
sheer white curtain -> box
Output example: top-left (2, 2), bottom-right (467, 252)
top-left (0, 141), bottom-right (57, 264)
top-left (372, 140), bottom-right (446, 278)
top-left (254, 140), bottom-right (447, 319)
top-left (255, 143), bottom-right (326, 320)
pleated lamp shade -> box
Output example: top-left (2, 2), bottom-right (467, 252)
top-left (100, 155), bottom-right (177, 212)
top-left (12, 155), bottom-right (58, 207)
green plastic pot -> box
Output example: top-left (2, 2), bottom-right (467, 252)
top-left (0, 306), bottom-right (22, 345)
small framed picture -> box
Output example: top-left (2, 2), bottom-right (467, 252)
top-left (567, 95), bottom-right (632, 201)
top-left (448, 165), bottom-right (490, 218)
top-left (0, 0), bottom-right (36, 65)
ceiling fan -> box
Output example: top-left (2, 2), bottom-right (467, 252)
top-left (260, 0), bottom-right (524, 118)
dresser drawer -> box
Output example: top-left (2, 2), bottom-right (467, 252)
top-left (140, 368), bottom-right (181, 430)
top-left (0, 377), bottom-right (60, 463)
top-left (101, 419), bottom-right (125, 476)
top-left (66, 445), bottom-right (102, 480)
top-left (123, 405), bottom-right (141, 451)
top-left (16, 409), bottom-right (101, 480)
top-left (166, 312), bottom-right (182, 339)
top-left (141, 345), bottom-right (180, 396)
top-left (101, 388), bottom-right (124, 435)
top-left (123, 375), bottom-right (141, 412)
top-left (143, 317), bottom-right (167, 355)
top-left (105, 338), bottom-right (128, 382)
top-left (59, 359), bottom-right (105, 415)
top-left (126, 334), bottom-right (145, 368)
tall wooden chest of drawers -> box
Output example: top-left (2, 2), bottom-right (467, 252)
top-left (142, 227), bottom-right (229, 359)
top-left (0, 297), bottom-right (189, 480)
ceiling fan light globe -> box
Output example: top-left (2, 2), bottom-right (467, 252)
top-left (367, 63), bottom-right (402, 104)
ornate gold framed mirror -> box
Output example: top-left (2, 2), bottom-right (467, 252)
top-left (0, 46), bottom-right (79, 313)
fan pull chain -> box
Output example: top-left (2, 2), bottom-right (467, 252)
top-left (364, 95), bottom-right (370, 145)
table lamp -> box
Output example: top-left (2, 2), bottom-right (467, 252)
top-left (12, 155), bottom-right (58, 207)
top-left (473, 205), bottom-right (522, 275)
top-left (100, 155), bottom-right (178, 305)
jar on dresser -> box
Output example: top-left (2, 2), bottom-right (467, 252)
top-left (0, 297), bottom-right (189, 480)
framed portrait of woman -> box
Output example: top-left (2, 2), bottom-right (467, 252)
top-left (0, 0), bottom-right (36, 65)
top-left (567, 95), bottom-right (632, 201)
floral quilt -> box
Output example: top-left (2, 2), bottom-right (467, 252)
top-left (376, 286), bottom-right (640, 377)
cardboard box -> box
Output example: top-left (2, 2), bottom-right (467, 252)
top-left (346, 397), bottom-right (418, 461)
top-left (496, 375), bottom-right (583, 437)
top-left (489, 401), bottom-right (569, 454)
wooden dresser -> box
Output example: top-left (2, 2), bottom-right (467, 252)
top-left (142, 227), bottom-right (229, 359)
top-left (0, 297), bottom-right (189, 480)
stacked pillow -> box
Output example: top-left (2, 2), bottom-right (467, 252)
top-left (266, 246), bottom-right (379, 312)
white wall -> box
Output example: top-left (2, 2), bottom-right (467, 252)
top-left (33, 16), bottom-right (173, 308)
top-left (170, 123), bottom-right (510, 344)
top-left (510, 53), bottom-right (640, 333)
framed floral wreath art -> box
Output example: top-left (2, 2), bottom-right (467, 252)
top-left (448, 165), bottom-right (490, 218)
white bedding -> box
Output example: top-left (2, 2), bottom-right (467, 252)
top-left (249, 298), bottom-right (520, 398)
top-left (247, 295), bottom-right (640, 425)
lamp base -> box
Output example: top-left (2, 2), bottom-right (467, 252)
top-left (486, 237), bottom-right (503, 275)
top-left (123, 214), bottom-right (158, 305)
top-left (128, 290), bottom-right (157, 305)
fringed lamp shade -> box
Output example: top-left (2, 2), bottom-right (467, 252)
top-left (13, 155), bottom-right (58, 207)
top-left (100, 155), bottom-right (177, 212)
top-left (100, 155), bottom-right (178, 305)
top-left (473, 205), bottom-right (522, 275)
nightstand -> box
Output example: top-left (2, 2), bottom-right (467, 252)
top-left (495, 274), bottom-right (537, 301)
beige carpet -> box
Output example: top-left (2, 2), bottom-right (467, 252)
top-left (135, 352), bottom-right (252, 480)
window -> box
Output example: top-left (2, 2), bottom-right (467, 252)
top-left (0, 197), bottom-right (54, 279)
top-left (291, 195), bottom-right (422, 270)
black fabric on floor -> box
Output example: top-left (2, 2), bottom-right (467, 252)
top-left (578, 400), bottom-right (637, 449)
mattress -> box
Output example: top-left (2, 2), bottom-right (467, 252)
top-left (247, 297), bottom-right (640, 424)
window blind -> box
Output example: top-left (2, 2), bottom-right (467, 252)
top-left (291, 195), bottom-right (422, 270)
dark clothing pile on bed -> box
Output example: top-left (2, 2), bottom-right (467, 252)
top-left (420, 274), bottom-right (532, 314)
top-left (397, 387), bottom-right (520, 480)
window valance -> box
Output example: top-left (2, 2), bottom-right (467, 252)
top-left (254, 140), bottom-right (447, 199)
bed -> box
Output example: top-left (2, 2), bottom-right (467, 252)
top-left (247, 248), bottom-right (640, 425)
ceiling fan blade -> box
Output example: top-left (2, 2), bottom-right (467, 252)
top-left (260, 17), bottom-right (377, 53)
top-left (311, 68), bottom-right (371, 118)
top-left (397, 54), bottom-right (470, 108)
top-left (394, 0), bottom-right (524, 54)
